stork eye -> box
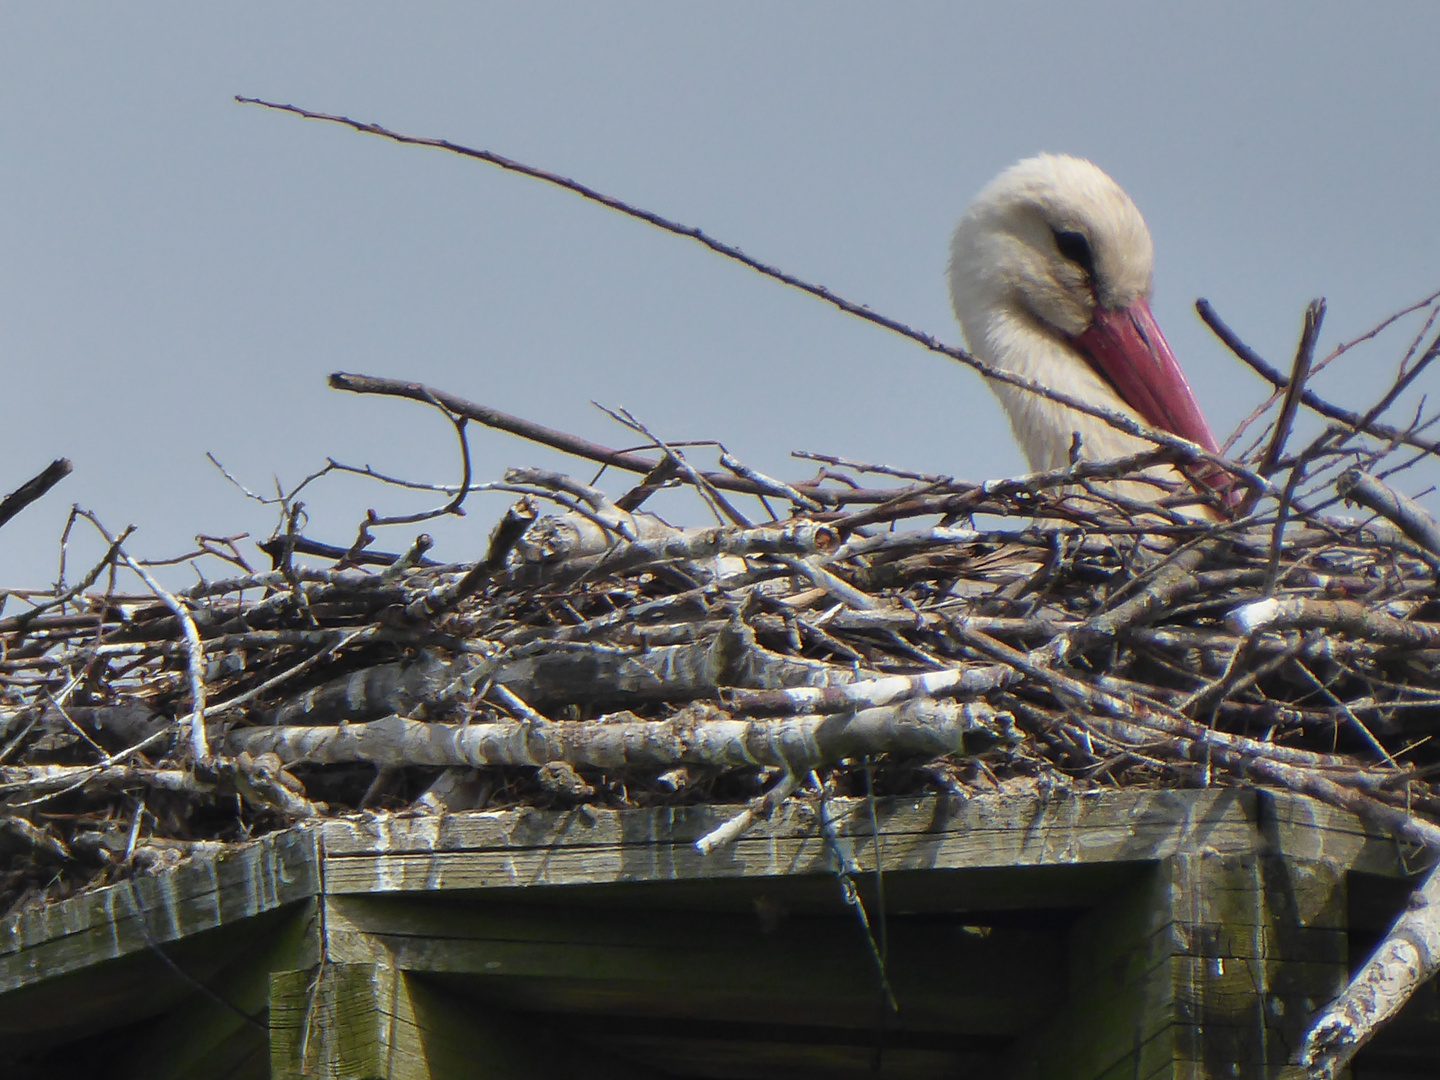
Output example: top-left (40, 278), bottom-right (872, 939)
top-left (1052, 229), bottom-right (1096, 279)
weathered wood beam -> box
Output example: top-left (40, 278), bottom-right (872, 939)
top-left (270, 963), bottom-right (501, 1080)
top-left (1, 790), bottom-right (1409, 1001)
top-left (269, 962), bottom-right (668, 1080)
top-left (318, 789), bottom-right (1268, 896)
top-left (324, 895), bottom-right (1066, 1036)
top-left (571, 1016), bottom-right (996, 1080)
top-left (0, 918), bottom-right (272, 1067)
top-left (1006, 851), bottom-right (1348, 1079)
top-left (0, 825), bottom-right (317, 996)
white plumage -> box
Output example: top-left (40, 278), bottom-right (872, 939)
top-left (948, 154), bottom-right (1221, 502)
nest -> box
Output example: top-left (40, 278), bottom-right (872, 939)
top-left (3, 284), bottom-right (1440, 928)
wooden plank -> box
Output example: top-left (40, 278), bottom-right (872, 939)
top-left (320, 788), bottom-right (1256, 855)
top-left (1007, 862), bottom-right (1177, 1080)
top-left (1168, 853), bottom-right (1348, 1070)
top-left (323, 895), bottom-right (1065, 1035)
top-left (381, 861), bottom-right (1139, 917)
top-left (271, 963), bottom-right (388, 1079)
top-left (0, 902), bottom-right (313, 1063)
top-left (4, 787), bottom-right (1408, 1079)
top-left (321, 789), bottom-right (1260, 895)
top-left (269, 963), bottom-right (669, 1079)
top-left (0, 824), bottom-right (318, 994)
top-left (582, 1025), bottom-right (988, 1080)
top-left (0, 788), bottom-right (1397, 985)
top-left (1263, 791), bottom-right (1419, 878)
top-left (1089, 1040), bottom-right (1311, 1080)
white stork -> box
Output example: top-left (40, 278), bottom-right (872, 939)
top-left (948, 154), bottom-right (1224, 504)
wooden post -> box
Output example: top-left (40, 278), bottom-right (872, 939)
top-left (1008, 851), bottom-right (1349, 1079)
top-left (267, 961), bottom-right (541, 1080)
top-left (122, 903), bottom-right (318, 1080)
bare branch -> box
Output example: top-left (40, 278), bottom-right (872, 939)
top-left (1257, 299), bottom-right (1326, 476)
top-left (0, 459), bottom-right (71, 531)
top-left (243, 100), bottom-right (1263, 494)
top-left (1336, 468), bottom-right (1440, 558)
top-left (1200, 297), bottom-right (1440, 458)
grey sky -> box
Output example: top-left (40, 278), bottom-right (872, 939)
top-left (2, 4), bottom-right (1437, 584)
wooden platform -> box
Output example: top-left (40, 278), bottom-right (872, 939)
top-left (1, 787), bottom-right (1436, 1079)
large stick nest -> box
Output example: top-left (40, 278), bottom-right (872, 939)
top-left (3, 288), bottom-right (1440, 922)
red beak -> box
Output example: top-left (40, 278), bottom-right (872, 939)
top-left (1071, 299), bottom-right (1232, 501)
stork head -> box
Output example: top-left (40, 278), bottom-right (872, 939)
top-left (949, 154), bottom-right (1223, 490)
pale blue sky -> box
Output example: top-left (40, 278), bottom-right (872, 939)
top-left (2, 4), bottom-right (1437, 583)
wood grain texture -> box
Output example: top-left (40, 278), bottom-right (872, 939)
top-left (0, 825), bottom-right (318, 995)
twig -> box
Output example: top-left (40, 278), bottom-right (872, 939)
top-left (255, 534), bottom-right (422, 567)
top-left (813, 773), bottom-right (899, 1014)
top-left (1199, 297), bottom-right (1440, 458)
top-left (0, 459), bottom-right (72, 531)
top-left (1, 525), bottom-right (135, 634)
top-left (376, 534), bottom-right (436, 581)
top-left (720, 452), bottom-right (825, 513)
top-left (593, 403), bottom-right (751, 527)
top-left (402, 496), bottom-right (539, 620)
top-left (1258, 300), bottom-right (1326, 477)
top-left (775, 554), bottom-right (876, 611)
top-left (1337, 468), bottom-right (1440, 558)
top-left (503, 468), bottom-right (639, 540)
top-left (244, 100), bottom-right (1264, 494)
top-left (791, 450), bottom-right (949, 484)
top-left (352, 391), bottom-right (475, 544)
top-left (328, 372), bottom-right (924, 506)
top-left (207, 626), bottom-right (375, 717)
top-left (78, 513), bottom-right (211, 762)
top-left (694, 769), bottom-right (800, 856)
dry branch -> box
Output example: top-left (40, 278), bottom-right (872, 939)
top-left (1227, 597), bottom-right (1440, 649)
top-left (1302, 863), bottom-right (1440, 1077)
top-left (1337, 467), bottom-right (1440, 557)
top-left (1198, 296), bottom-right (1440, 458)
top-left (263, 103), bottom-right (1266, 495)
top-left (0, 459), bottom-right (71, 532)
top-left (226, 699), bottom-right (1013, 772)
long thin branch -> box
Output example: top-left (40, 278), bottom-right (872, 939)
top-left (1257, 300), bottom-right (1325, 476)
top-left (114, 549), bottom-right (211, 762)
top-left (244, 99), bottom-right (1264, 495)
top-left (329, 371), bottom-right (914, 506)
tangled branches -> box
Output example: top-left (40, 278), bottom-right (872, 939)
top-left (0, 317), bottom-right (1438, 1074)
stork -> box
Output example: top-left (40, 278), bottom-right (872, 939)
top-left (948, 154), bottom-right (1223, 505)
